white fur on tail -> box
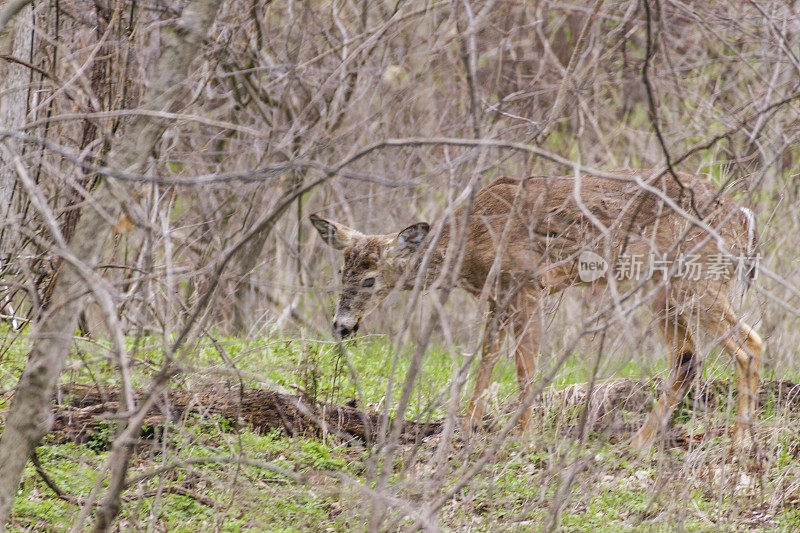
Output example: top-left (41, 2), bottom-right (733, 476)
top-left (2, 294), bottom-right (18, 330)
top-left (734, 206), bottom-right (758, 302)
top-left (739, 206), bottom-right (756, 257)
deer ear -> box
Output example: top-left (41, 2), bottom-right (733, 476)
top-left (310, 214), bottom-right (362, 250)
top-left (388, 222), bottom-right (430, 257)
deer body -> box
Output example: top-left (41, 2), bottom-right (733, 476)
top-left (311, 170), bottom-right (762, 448)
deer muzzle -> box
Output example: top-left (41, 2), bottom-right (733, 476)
top-left (332, 318), bottom-right (360, 339)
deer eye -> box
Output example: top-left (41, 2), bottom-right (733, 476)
top-left (361, 277), bottom-right (376, 288)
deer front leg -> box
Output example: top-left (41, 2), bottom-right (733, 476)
top-left (511, 293), bottom-right (540, 432)
top-left (467, 304), bottom-right (503, 431)
top-left (631, 311), bottom-right (699, 449)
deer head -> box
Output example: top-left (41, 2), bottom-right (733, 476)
top-left (310, 214), bottom-right (430, 338)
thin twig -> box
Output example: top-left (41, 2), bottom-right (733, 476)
top-left (640, 0), bottom-right (699, 218)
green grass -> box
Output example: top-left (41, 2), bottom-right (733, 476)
top-left (3, 324), bottom-right (800, 531)
top-left (13, 433), bottom-right (349, 531)
top-left (1, 326), bottom-right (525, 420)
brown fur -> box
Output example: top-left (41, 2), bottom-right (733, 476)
top-left (311, 170), bottom-right (762, 449)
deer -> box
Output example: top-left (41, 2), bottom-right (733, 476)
top-left (310, 169), bottom-right (762, 449)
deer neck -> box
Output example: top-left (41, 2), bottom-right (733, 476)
top-left (397, 223), bottom-right (456, 291)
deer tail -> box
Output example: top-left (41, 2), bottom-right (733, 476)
top-left (738, 206), bottom-right (759, 286)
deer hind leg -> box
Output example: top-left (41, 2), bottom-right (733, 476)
top-left (702, 304), bottom-right (762, 445)
top-left (510, 292), bottom-right (540, 432)
top-left (467, 302), bottom-right (504, 430)
top-left (631, 310), bottom-right (699, 449)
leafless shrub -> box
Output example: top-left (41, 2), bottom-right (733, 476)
top-left (0, 0), bottom-right (798, 530)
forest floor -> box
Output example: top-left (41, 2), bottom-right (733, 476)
top-left (2, 330), bottom-right (800, 531)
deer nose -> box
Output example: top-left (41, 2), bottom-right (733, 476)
top-left (332, 320), bottom-right (359, 339)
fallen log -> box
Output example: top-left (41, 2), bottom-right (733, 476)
top-left (4, 379), bottom-right (798, 448)
top-left (46, 384), bottom-right (442, 447)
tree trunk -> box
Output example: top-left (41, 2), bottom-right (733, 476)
top-left (232, 229), bottom-right (272, 334)
top-left (40, 1), bottom-right (111, 315)
top-left (0, 1), bottom-right (224, 529)
top-left (0, 4), bottom-right (31, 254)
